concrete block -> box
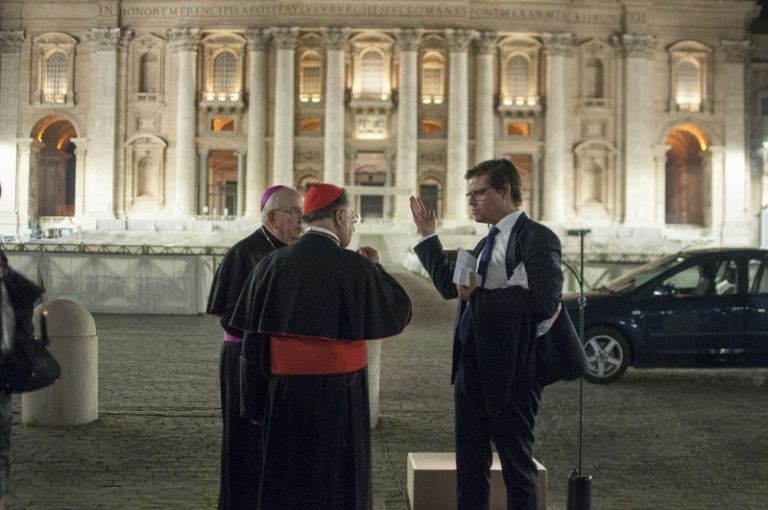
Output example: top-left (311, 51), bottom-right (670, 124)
top-left (407, 452), bottom-right (547, 510)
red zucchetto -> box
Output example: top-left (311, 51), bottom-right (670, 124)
top-left (303, 184), bottom-right (344, 214)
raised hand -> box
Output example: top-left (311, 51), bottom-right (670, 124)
top-left (357, 246), bottom-right (380, 264)
top-left (409, 196), bottom-right (437, 238)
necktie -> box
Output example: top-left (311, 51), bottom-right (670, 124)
top-left (476, 226), bottom-right (500, 288)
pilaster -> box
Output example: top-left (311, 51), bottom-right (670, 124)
top-left (541, 32), bottom-right (575, 223)
top-left (244, 28), bottom-right (270, 217)
top-left (168, 27), bottom-right (201, 217)
top-left (0, 31), bottom-right (24, 235)
top-left (84, 27), bottom-right (132, 218)
top-left (614, 33), bottom-right (657, 225)
top-left (444, 29), bottom-right (477, 221)
top-left (322, 27), bottom-right (350, 186)
top-left (272, 27), bottom-right (300, 188)
top-left (474, 31), bottom-right (497, 165)
top-left (393, 28), bottom-right (422, 219)
top-left (721, 40), bottom-right (750, 231)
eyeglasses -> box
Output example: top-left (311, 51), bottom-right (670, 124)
top-left (465, 186), bottom-right (495, 202)
top-left (275, 208), bottom-right (303, 219)
top-left (347, 212), bottom-right (360, 225)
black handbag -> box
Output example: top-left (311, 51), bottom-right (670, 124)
top-left (0, 314), bottom-right (61, 393)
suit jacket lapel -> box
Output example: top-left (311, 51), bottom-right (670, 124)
top-left (505, 212), bottom-right (528, 279)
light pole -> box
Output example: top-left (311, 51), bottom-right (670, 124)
top-left (564, 228), bottom-right (592, 510)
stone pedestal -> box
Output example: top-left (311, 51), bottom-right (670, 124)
top-left (22, 299), bottom-right (98, 426)
top-left (407, 452), bottom-right (547, 510)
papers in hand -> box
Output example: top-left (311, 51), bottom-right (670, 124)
top-left (453, 248), bottom-right (481, 287)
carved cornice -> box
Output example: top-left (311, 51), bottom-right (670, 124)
top-left (271, 26), bottom-right (300, 50)
top-left (541, 32), bottom-right (575, 57)
top-left (0, 31), bottom-right (25, 54)
top-left (721, 40), bottom-right (750, 64)
top-left (87, 28), bottom-right (130, 51)
top-left (167, 28), bottom-right (202, 52)
top-left (245, 28), bottom-right (271, 51)
top-left (393, 28), bottom-right (423, 53)
top-left (612, 33), bottom-right (656, 59)
top-left (322, 27), bottom-right (350, 51)
top-left (444, 28), bottom-right (477, 52)
top-left (475, 31), bottom-right (498, 55)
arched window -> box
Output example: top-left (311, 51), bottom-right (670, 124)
top-left (360, 50), bottom-right (384, 97)
top-left (506, 55), bottom-right (529, 104)
top-left (299, 51), bottom-right (322, 103)
top-left (421, 51), bottom-right (444, 104)
top-left (676, 59), bottom-right (701, 111)
top-left (584, 58), bottom-right (604, 99)
top-left (44, 51), bottom-right (68, 104)
top-left (139, 53), bottom-right (159, 96)
top-left (213, 51), bottom-right (237, 99)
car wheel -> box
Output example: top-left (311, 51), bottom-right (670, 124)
top-left (583, 327), bottom-right (630, 384)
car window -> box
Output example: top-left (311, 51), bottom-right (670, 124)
top-left (604, 255), bottom-right (684, 292)
top-left (654, 258), bottom-right (737, 297)
top-left (750, 257), bottom-right (768, 294)
top-left (713, 259), bottom-right (738, 295)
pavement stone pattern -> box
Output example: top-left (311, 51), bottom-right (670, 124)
top-left (4, 268), bottom-right (768, 509)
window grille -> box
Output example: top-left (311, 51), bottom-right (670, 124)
top-left (44, 52), bottom-right (67, 104)
top-left (213, 52), bottom-right (237, 99)
top-left (360, 50), bottom-right (384, 96)
top-left (507, 55), bottom-right (529, 103)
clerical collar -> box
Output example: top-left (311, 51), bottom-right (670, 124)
top-left (261, 226), bottom-right (286, 250)
top-left (305, 226), bottom-right (341, 247)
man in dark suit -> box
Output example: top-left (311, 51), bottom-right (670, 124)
top-left (410, 158), bottom-right (563, 510)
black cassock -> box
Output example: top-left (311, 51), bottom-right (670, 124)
top-left (206, 227), bottom-right (285, 510)
top-left (231, 232), bottom-right (412, 510)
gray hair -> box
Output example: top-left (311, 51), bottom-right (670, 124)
top-left (301, 190), bottom-right (349, 223)
top-left (260, 193), bottom-right (281, 224)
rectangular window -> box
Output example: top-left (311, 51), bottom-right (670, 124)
top-left (421, 119), bottom-right (444, 136)
top-left (507, 122), bottom-right (530, 137)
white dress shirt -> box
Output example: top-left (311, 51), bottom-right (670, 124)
top-left (417, 209), bottom-right (559, 336)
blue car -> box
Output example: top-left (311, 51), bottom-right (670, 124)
top-left (565, 248), bottom-right (768, 383)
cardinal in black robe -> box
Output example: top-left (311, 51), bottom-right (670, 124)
top-left (231, 183), bottom-right (412, 510)
top-left (206, 185), bottom-right (303, 510)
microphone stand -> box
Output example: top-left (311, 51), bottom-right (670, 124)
top-left (564, 228), bottom-right (592, 510)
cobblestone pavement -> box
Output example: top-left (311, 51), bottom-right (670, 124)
top-left (4, 268), bottom-right (768, 509)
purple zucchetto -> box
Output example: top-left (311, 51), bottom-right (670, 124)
top-left (260, 185), bottom-right (287, 211)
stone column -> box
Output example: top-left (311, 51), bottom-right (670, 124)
top-left (0, 31), bottom-right (24, 234)
top-left (531, 149), bottom-right (543, 220)
top-left (85, 28), bottom-right (130, 218)
top-left (709, 145), bottom-right (727, 241)
top-left (237, 150), bottom-right (246, 216)
top-left (721, 40), bottom-right (750, 241)
top-left (444, 29), bottom-right (477, 221)
top-left (652, 145), bottom-right (671, 226)
top-left (384, 148), bottom-right (395, 219)
top-left (474, 31), bottom-right (497, 165)
top-left (541, 32), bottom-right (575, 224)
top-left (198, 149), bottom-right (209, 214)
top-left (16, 139), bottom-right (43, 234)
top-left (272, 27), bottom-right (300, 188)
top-left (244, 29), bottom-right (270, 218)
top-left (322, 27), bottom-right (350, 186)
top-left (615, 33), bottom-right (656, 225)
top-left (168, 28), bottom-right (201, 217)
top-left (393, 28), bottom-right (422, 220)
top-left (70, 138), bottom-right (88, 217)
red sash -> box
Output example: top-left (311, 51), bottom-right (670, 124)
top-left (270, 336), bottom-right (368, 375)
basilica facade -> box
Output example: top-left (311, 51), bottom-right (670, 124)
top-left (0, 0), bottom-right (762, 247)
